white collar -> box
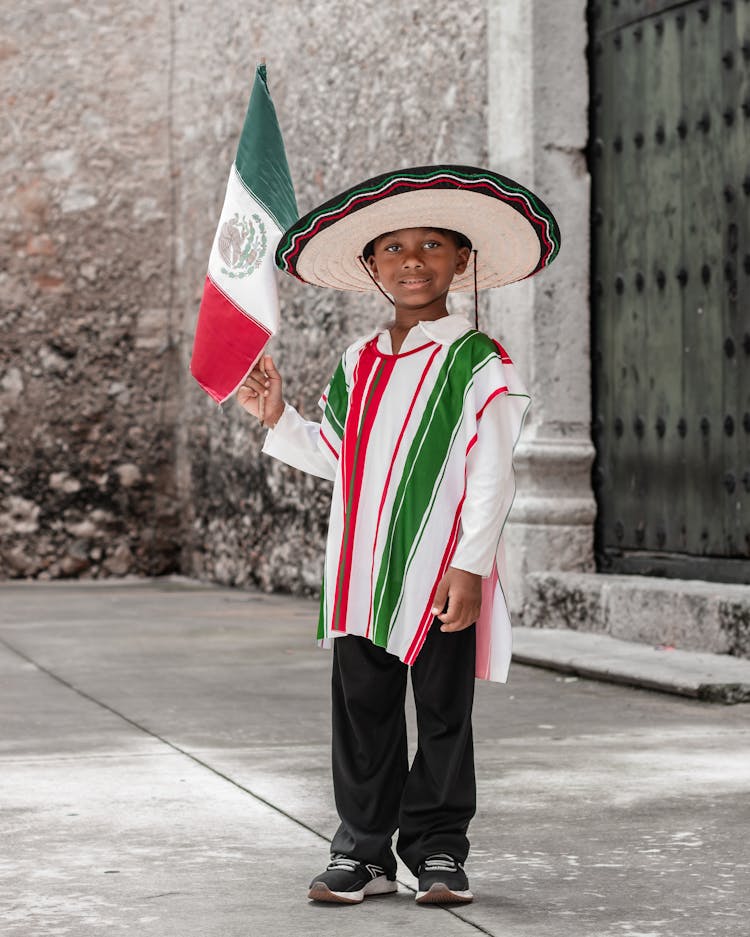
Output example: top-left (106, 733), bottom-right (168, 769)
top-left (370, 313), bottom-right (473, 354)
top-left (416, 313), bottom-right (473, 345)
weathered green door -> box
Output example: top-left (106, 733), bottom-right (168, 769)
top-left (590, 0), bottom-right (749, 583)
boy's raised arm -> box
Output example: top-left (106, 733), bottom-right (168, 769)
top-left (238, 355), bottom-right (337, 482)
top-left (261, 403), bottom-right (337, 481)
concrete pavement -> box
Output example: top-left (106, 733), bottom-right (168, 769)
top-left (1, 579), bottom-right (749, 937)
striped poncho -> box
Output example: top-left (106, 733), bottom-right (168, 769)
top-left (262, 314), bottom-right (529, 682)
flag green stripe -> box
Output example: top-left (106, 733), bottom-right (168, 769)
top-left (371, 333), bottom-right (498, 644)
top-left (235, 65), bottom-right (298, 231)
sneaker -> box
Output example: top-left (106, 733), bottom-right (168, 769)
top-left (416, 853), bottom-right (473, 904)
top-left (308, 854), bottom-right (398, 904)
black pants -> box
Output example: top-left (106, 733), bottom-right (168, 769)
top-left (330, 620), bottom-right (476, 877)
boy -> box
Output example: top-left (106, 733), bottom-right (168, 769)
top-left (238, 166), bottom-right (560, 905)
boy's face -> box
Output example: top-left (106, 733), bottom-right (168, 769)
top-left (366, 227), bottom-right (471, 309)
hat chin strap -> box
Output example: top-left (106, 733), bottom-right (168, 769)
top-left (358, 256), bottom-right (395, 306)
top-left (473, 249), bottom-right (479, 332)
top-left (358, 251), bottom-right (480, 333)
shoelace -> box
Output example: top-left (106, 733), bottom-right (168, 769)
top-left (327, 855), bottom-right (360, 872)
top-left (326, 854), bottom-right (386, 877)
top-left (423, 853), bottom-right (461, 872)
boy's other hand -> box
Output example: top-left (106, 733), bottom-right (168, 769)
top-left (237, 354), bottom-right (285, 427)
top-left (431, 566), bottom-right (482, 632)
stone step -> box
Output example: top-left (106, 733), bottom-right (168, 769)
top-left (512, 626), bottom-right (750, 704)
top-left (524, 571), bottom-right (750, 658)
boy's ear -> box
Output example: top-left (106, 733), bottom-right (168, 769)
top-left (455, 246), bottom-right (471, 276)
top-left (366, 255), bottom-right (380, 280)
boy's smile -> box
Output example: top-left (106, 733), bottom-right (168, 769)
top-left (366, 227), bottom-right (471, 320)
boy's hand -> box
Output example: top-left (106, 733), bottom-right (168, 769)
top-left (431, 566), bottom-right (482, 632)
top-left (237, 354), bottom-right (285, 427)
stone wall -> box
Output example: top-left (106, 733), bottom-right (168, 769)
top-left (0, 2), bottom-right (181, 579)
top-left (1, 1), bottom-right (488, 589)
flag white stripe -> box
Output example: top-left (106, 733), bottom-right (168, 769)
top-left (207, 164), bottom-right (283, 330)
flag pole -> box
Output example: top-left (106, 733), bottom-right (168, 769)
top-left (256, 55), bottom-right (267, 426)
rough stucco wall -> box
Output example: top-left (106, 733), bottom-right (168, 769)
top-left (0, 1), bottom-right (487, 588)
top-left (174, 1), bottom-right (489, 592)
top-left (0, 2), bottom-right (181, 578)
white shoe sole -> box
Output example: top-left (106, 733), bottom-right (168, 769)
top-left (308, 875), bottom-right (398, 904)
top-left (416, 882), bottom-right (473, 905)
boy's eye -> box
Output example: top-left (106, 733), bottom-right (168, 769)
top-left (383, 240), bottom-right (441, 253)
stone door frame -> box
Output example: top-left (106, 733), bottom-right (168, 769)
top-left (486, 0), bottom-right (595, 613)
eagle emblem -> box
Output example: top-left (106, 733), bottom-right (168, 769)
top-left (218, 212), bottom-right (268, 279)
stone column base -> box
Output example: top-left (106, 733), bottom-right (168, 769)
top-left (503, 435), bottom-right (598, 614)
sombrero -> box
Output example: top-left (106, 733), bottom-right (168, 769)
top-left (275, 165), bottom-right (561, 293)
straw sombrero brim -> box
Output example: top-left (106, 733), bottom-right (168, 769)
top-left (275, 165), bottom-right (561, 293)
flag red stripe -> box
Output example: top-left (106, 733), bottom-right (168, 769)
top-left (190, 277), bottom-right (270, 404)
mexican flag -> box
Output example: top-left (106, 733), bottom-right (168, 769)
top-left (190, 64), bottom-right (297, 404)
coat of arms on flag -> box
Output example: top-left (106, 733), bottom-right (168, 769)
top-left (190, 63), bottom-right (297, 404)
